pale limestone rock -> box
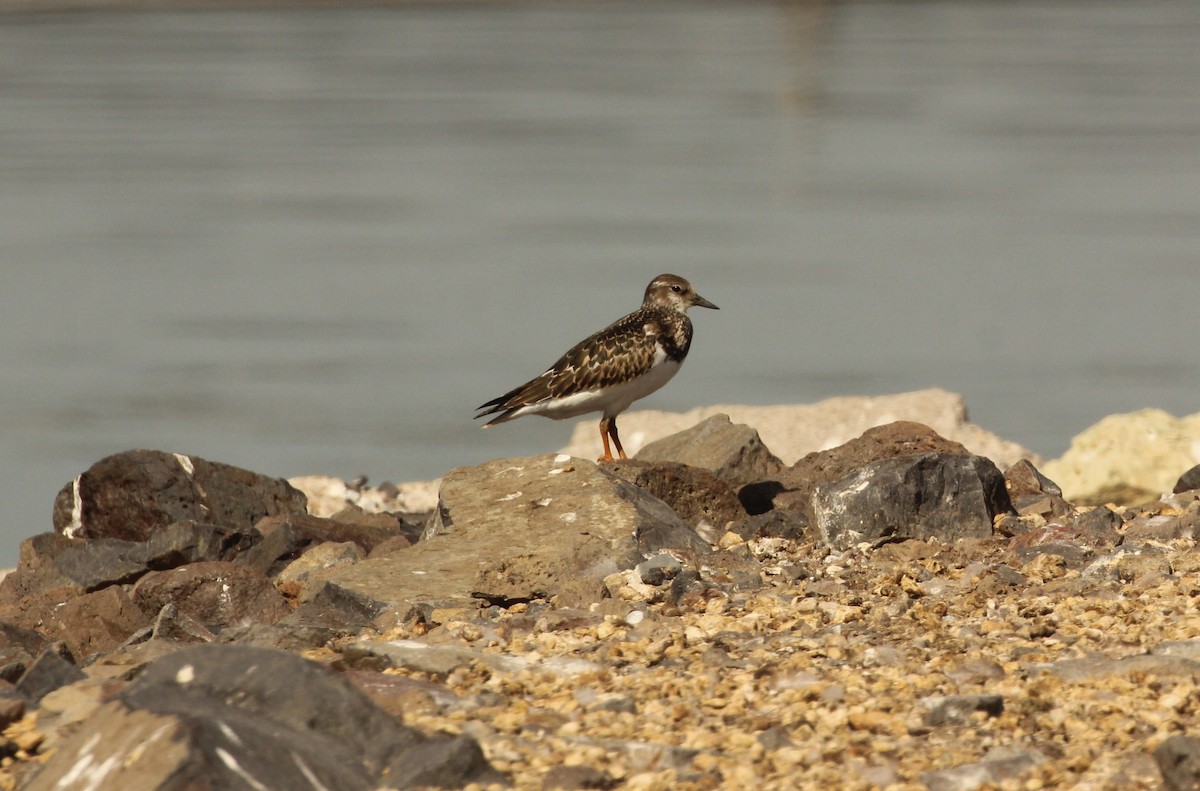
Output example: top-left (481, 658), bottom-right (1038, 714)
top-left (561, 389), bottom-right (1034, 469)
top-left (1043, 408), bottom-right (1200, 503)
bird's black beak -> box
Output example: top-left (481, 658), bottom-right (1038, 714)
top-left (693, 294), bottom-right (719, 310)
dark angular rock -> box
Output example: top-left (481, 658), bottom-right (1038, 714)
top-left (1069, 505), bottom-right (1123, 549)
top-left (222, 581), bottom-right (388, 651)
top-left (774, 421), bottom-right (973, 524)
top-left (1174, 464), bottom-right (1200, 494)
top-left (666, 569), bottom-right (707, 606)
top-left (1004, 458), bottom-right (1063, 499)
top-left (0, 622), bottom-right (46, 683)
top-left (813, 452), bottom-right (1013, 551)
top-left (634, 413), bottom-right (785, 489)
top-left (131, 561), bottom-right (291, 632)
top-left (1155, 734), bottom-right (1200, 791)
top-left (15, 642), bottom-right (83, 702)
top-left (51, 585), bottom-right (151, 660)
top-left (105, 645), bottom-right (498, 788)
top-left (52, 449), bottom-right (308, 543)
top-left (144, 520), bottom-right (261, 569)
top-left (51, 538), bottom-right (150, 592)
top-left (602, 459), bottom-right (746, 537)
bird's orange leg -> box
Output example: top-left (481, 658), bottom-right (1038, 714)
top-left (598, 418), bottom-right (615, 462)
top-left (608, 416), bottom-right (628, 460)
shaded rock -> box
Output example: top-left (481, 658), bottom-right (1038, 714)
top-left (143, 520), bottom-right (261, 569)
top-left (0, 533), bottom-right (82, 605)
top-left (727, 509), bottom-right (809, 541)
top-left (51, 449), bottom-right (308, 543)
top-left (323, 454), bottom-right (706, 614)
top-left (633, 413), bottom-right (785, 489)
top-left (0, 523), bottom-right (261, 609)
top-left (50, 585), bottom-right (151, 660)
top-left (1155, 734), bottom-right (1200, 791)
top-left (23, 644), bottom-right (502, 791)
top-left (131, 561), bottom-right (290, 633)
top-left (242, 512), bottom-right (402, 577)
top-left (812, 452), bottom-right (1012, 551)
top-left (47, 538), bottom-right (150, 592)
top-left (15, 642), bottom-right (83, 702)
top-left (561, 389), bottom-right (1036, 468)
top-left (149, 602), bottom-right (218, 644)
top-left (601, 459), bottom-right (745, 540)
top-left (774, 421), bottom-right (974, 524)
top-left (1043, 408), bottom-right (1200, 504)
top-left (1176, 464), bottom-right (1200, 494)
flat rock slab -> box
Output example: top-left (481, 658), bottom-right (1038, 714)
top-left (323, 454), bottom-right (702, 614)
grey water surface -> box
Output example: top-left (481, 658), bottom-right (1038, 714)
top-left (2, 1), bottom-right (1199, 564)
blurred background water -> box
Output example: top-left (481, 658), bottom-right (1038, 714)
top-left (2, 1), bottom-right (1199, 565)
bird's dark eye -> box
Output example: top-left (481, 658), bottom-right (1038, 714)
top-left (671, 284), bottom-right (683, 293)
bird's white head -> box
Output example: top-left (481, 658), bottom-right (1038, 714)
top-left (643, 274), bottom-right (720, 313)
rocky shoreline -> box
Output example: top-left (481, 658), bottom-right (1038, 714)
top-left (2, 392), bottom-right (1200, 790)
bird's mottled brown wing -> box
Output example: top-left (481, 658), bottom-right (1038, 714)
top-left (475, 308), bottom-right (662, 417)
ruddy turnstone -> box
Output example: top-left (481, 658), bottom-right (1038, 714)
top-left (475, 273), bottom-right (719, 461)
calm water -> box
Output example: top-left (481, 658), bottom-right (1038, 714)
top-left (2, 2), bottom-right (1199, 565)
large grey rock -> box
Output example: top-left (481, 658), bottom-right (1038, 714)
top-left (633, 414), bottom-right (785, 488)
top-left (322, 454), bottom-right (706, 614)
top-left (21, 644), bottom-right (503, 791)
top-left (775, 421), bottom-right (974, 524)
top-left (51, 449), bottom-right (308, 543)
top-left (813, 452), bottom-right (1012, 551)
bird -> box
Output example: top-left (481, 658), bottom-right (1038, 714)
top-left (475, 273), bottom-right (719, 462)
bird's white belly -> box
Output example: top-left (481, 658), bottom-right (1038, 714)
top-left (527, 358), bottom-right (682, 421)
